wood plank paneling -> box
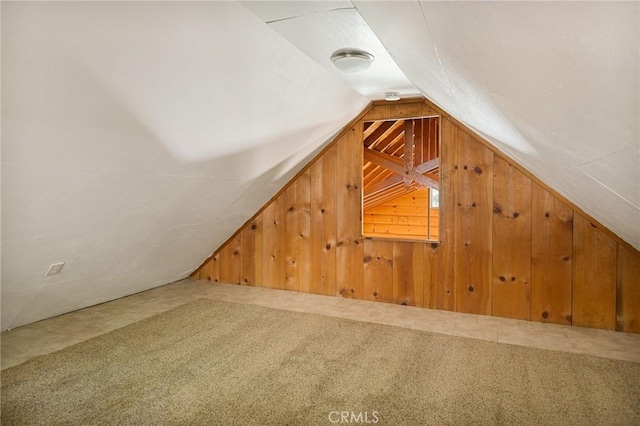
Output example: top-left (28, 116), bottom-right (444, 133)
top-left (423, 242), bottom-right (438, 308)
top-left (363, 239), bottom-right (393, 302)
top-left (454, 131), bottom-right (493, 315)
top-left (363, 188), bottom-right (437, 240)
top-left (573, 214), bottom-right (617, 330)
top-left (390, 102), bottom-right (422, 118)
top-left (432, 119), bottom-right (456, 311)
top-left (198, 256), bottom-right (214, 281)
top-left (240, 215), bottom-right (262, 286)
top-left (262, 198), bottom-right (286, 289)
top-left (284, 185), bottom-right (298, 291)
top-left (616, 245), bottom-right (640, 333)
top-left (211, 253), bottom-right (220, 282)
top-left (531, 185), bottom-right (573, 324)
top-left (310, 147), bottom-right (337, 296)
top-left (202, 98), bottom-right (640, 334)
top-left (219, 234), bottom-right (241, 284)
top-left (296, 169), bottom-right (312, 293)
top-left (336, 124), bottom-right (364, 299)
top-left (363, 104), bottom-right (391, 121)
top-left (393, 242), bottom-right (424, 306)
top-left (492, 158), bottom-right (532, 320)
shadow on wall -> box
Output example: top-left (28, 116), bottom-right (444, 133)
top-left (2, 49), bottom-right (364, 330)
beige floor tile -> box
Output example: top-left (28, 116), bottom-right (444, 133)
top-left (452, 322), bottom-right (498, 342)
top-left (2, 278), bottom-right (639, 370)
top-left (497, 326), bottom-right (548, 349)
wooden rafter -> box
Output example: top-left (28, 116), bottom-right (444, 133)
top-left (364, 165), bottom-right (440, 199)
top-left (403, 120), bottom-right (414, 188)
top-left (364, 149), bottom-right (439, 191)
top-left (363, 120), bottom-right (382, 138)
top-left (376, 125), bottom-right (405, 153)
top-left (364, 121), bottom-right (396, 148)
top-left (415, 157), bottom-right (440, 174)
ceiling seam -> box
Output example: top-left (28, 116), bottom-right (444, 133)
top-left (265, 6), bottom-right (356, 25)
top-left (577, 168), bottom-right (640, 211)
top-left (417, 0), bottom-right (454, 96)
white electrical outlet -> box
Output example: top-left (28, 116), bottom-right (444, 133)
top-left (45, 262), bottom-right (65, 277)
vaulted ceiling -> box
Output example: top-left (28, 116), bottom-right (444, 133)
top-left (362, 117), bottom-right (440, 210)
top-left (2, 1), bottom-right (638, 329)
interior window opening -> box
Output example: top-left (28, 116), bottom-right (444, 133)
top-left (362, 116), bottom-right (440, 241)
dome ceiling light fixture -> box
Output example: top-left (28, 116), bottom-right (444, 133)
top-left (384, 91), bottom-right (401, 101)
top-left (330, 48), bottom-right (375, 74)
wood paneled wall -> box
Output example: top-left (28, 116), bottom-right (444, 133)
top-left (195, 99), bottom-right (640, 334)
top-left (363, 189), bottom-right (438, 240)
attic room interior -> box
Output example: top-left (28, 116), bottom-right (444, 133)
top-left (1, 1), bottom-right (639, 424)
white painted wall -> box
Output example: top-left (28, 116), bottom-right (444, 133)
top-left (1, 2), bottom-right (367, 329)
top-left (355, 1), bottom-right (640, 249)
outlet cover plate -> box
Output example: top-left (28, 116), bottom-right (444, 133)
top-left (45, 262), bottom-right (65, 277)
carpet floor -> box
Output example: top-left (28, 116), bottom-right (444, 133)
top-left (2, 299), bottom-right (639, 425)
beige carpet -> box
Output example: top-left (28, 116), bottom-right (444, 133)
top-left (2, 299), bottom-right (639, 425)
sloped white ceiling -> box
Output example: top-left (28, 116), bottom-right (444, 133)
top-left (242, 1), bottom-right (418, 98)
top-left (355, 1), bottom-right (639, 249)
top-left (1, 1), bottom-right (367, 329)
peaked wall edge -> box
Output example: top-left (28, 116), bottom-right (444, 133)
top-left (194, 98), bottom-right (640, 334)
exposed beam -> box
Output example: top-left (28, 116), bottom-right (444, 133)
top-left (363, 120), bottom-right (380, 138)
top-left (364, 121), bottom-right (396, 148)
top-left (415, 157), bottom-right (440, 174)
top-left (377, 123), bottom-right (405, 152)
top-left (414, 118), bottom-right (423, 165)
top-left (364, 149), bottom-right (439, 190)
top-left (365, 170), bottom-right (438, 200)
top-left (403, 120), bottom-right (414, 188)
top-left (366, 174), bottom-right (404, 197)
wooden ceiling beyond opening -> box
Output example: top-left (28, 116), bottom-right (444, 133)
top-left (363, 117), bottom-right (440, 210)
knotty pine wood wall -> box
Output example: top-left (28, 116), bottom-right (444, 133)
top-left (194, 99), bottom-right (640, 334)
top-left (363, 188), bottom-right (439, 240)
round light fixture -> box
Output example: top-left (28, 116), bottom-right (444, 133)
top-left (384, 92), bottom-right (401, 101)
top-left (330, 48), bottom-right (374, 74)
